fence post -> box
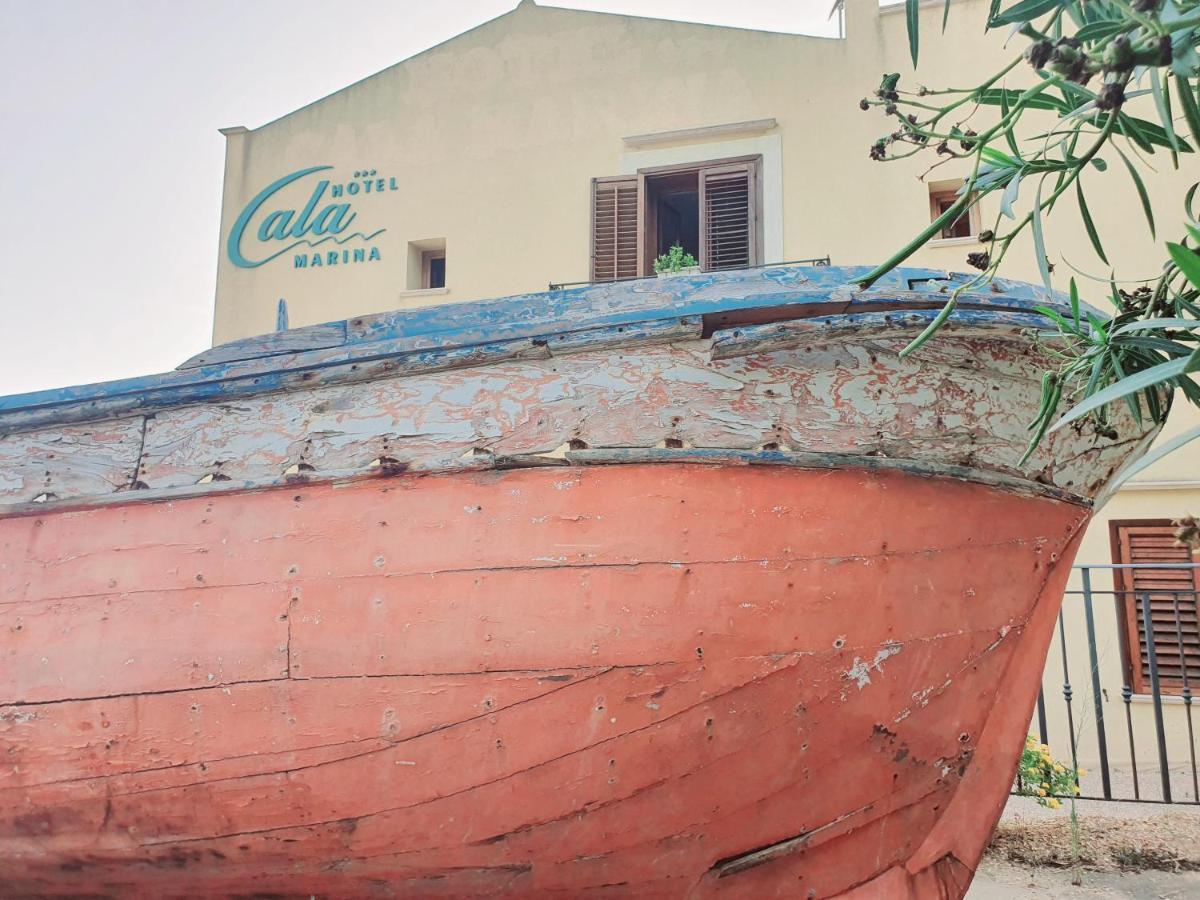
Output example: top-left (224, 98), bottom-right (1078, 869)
top-left (1036, 689), bottom-right (1049, 747)
top-left (1081, 568), bottom-right (1112, 799)
top-left (1140, 592), bottom-right (1173, 803)
top-left (1171, 591), bottom-right (1199, 802)
top-left (1058, 610), bottom-right (1079, 772)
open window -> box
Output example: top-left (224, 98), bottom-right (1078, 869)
top-left (928, 179), bottom-right (979, 240)
top-left (1111, 519), bottom-right (1200, 695)
top-left (590, 156), bottom-right (762, 282)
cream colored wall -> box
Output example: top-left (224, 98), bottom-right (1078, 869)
top-left (213, 0), bottom-right (1198, 775)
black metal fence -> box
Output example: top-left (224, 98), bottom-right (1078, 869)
top-left (1023, 563), bottom-right (1198, 805)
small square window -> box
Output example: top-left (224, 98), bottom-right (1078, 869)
top-left (406, 238), bottom-right (447, 291)
top-left (928, 181), bottom-right (978, 240)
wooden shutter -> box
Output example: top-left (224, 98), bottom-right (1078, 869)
top-left (1112, 520), bottom-right (1200, 694)
top-left (590, 176), bottom-right (640, 282)
top-left (699, 161), bottom-right (759, 272)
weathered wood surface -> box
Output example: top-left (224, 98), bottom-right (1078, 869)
top-left (0, 313), bottom-right (1154, 513)
top-left (0, 266), bottom-right (1153, 515)
top-left (0, 464), bottom-right (1088, 897)
top-left (176, 322), bottom-right (346, 369)
top-left (0, 418), bottom-right (144, 504)
top-left (0, 266), bottom-right (1078, 431)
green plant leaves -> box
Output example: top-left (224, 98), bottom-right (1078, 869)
top-left (1168, 241), bottom-right (1200, 288)
top-left (1076, 181), bottom-right (1109, 264)
top-left (1073, 19), bottom-right (1126, 41)
top-left (975, 88), bottom-right (1070, 113)
top-left (900, 298), bottom-right (960, 359)
top-left (860, 0), bottom-right (1200, 470)
top-left (1032, 181), bottom-right (1053, 296)
top-left (1001, 168), bottom-right (1024, 219)
top-left (1116, 147), bottom-right (1156, 239)
top-left (990, 0), bottom-right (1063, 27)
top-left (1150, 69), bottom-right (1180, 155)
top-left (1050, 351), bottom-right (1200, 432)
top-left (906, 0), bottom-right (920, 68)
top-left (1175, 74), bottom-right (1200, 150)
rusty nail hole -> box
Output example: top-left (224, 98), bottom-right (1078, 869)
top-left (958, 732), bottom-right (970, 743)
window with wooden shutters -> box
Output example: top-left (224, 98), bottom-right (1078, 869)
top-left (588, 156), bottom-right (763, 283)
top-left (700, 162), bottom-right (758, 272)
top-left (590, 176), bottom-right (639, 282)
top-left (1111, 520), bottom-right (1200, 695)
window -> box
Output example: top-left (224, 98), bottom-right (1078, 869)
top-left (406, 238), bottom-right (446, 291)
top-left (424, 252), bottom-right (446, 289)
top-left (1111, 520), bottom-right (1200, 695)
top-left (928, 179), bottom-right (978, 240)
top-left (590, 155), bottom-right (762, 282)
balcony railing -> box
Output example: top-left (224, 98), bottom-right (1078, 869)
top-left (547, 256), bottom-right (831, 291)
top-left (1022, 563), bottom-right (1199, 805)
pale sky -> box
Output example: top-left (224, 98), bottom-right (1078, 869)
top-left (0, 1), bottom-right (838, 396)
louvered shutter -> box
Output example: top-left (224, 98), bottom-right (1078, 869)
top-left (590, 176), bottom-right (640, 282)
top-left (1113, 521), bottom-right (1200, 694)
top-left (699, 161), bottom-right (759, 272)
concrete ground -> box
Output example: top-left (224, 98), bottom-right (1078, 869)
top-left (968, 859), bottom-right (1200, 899)
top-left (966, 792), bottom-right (1200, 899)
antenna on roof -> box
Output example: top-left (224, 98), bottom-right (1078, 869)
top-left (828, 0), bottom-right (846, 39)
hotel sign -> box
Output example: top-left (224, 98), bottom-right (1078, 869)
top-left (226, 166), bottom-right (392, 270)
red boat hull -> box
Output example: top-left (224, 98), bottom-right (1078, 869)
top-left (1, 462), bottom-right (1086, 897)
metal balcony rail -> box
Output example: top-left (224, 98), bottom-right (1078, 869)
top-left (1018, 563), bottom-right (1199, 805)
top-left (547, 256), bottom-right (831, 291)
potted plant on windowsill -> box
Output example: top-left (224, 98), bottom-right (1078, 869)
top-left (654, 243), bottom-right (700, 278)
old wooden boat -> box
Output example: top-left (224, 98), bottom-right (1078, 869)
top-left (0, 266), bottom-right (1157, 897)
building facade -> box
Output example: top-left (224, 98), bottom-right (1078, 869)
top-left (212, 0), bottom-right (1199, 787)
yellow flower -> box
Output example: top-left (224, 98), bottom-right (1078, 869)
top-left (1026, 767), bottom-right (1039, 777)
top-left (1037, 788), bottom-right (1046, 796)
top-left (1078, 768), bottom-right (1087, 777)
top-left (1053, 764), bottom-right (1065, 773)
top-left (1047, 798), bottom-right (1061, 809)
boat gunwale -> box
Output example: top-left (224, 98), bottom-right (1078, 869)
top-left (0, 266), bottom-right (1081, 434)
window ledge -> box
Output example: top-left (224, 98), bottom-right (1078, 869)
top-left (927, 236), bottom-right (978, 248)
top-left (623, 118), bottom-right (777, 148)
top-left (398, 287), bottom-right (449, 299)
top-left (1130, 693), bottom-right (1192, 705)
